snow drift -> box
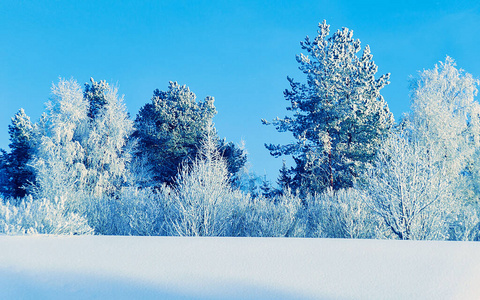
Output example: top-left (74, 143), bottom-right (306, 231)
top-left (1, 236), bottom-right (479, 299)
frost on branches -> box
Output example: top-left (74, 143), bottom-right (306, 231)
top-left (361, 133), bottom-right (453, 240)
top-left (264, 20), bottom-right (393, 194)
top-left (31, 78), bottom-right (136, 234)
top-left (362, 58), bottom-right (480, 240)
top-left (166, 123), bottom-right (245, 237)
top-left (407, 57), bottom-right (480, 182)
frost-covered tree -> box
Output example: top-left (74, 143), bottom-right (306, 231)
top-left (134, 81), bottom-right (246, 186)
top-left (31, 79), bottom-right (88, 206)
top-left (0, 109), bottom-right (35, 200)
top-left (166, 123), bottom-right (245, 236)
top-left (263, 20), bottom-right (393, 194)
top-left (78, 78), bottom-right (135, 198)
top-left (361, 133), bottom-right (456, 240)
top-left (406, 57), bottom-right (480, 189)
top-left (31, 78), bottom-right (136, 234)
top-left (399, 58), bottom-right (480, 240)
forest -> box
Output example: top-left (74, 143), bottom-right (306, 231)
top-left (1, 21), bottom-right (479, 241)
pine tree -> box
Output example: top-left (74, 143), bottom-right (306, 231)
top-left (259, 175), bottom-right (274, 198)
top-left (277, 159), bottom-right (292, 192)
top-left (133, 82), bottom-right (215, 186)
top-left (0, 149), bottom-right (9, 197)
top-left (133, 81), bottom-right (246, 186)
top-left (84, 77), bottom-right (109, 120)
top-left (0, 109), bottom-right (35, 200)
top-left (263, 20), bottom-right (393, 194)
top-left (218, 138), bottom-right (247, 184)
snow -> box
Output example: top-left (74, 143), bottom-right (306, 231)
top-left (0, 236), bottom-right (479, 299)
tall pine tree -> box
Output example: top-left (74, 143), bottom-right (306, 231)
top-left (263, 20), bottom-right (393, 194)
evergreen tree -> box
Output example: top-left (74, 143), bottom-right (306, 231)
top-left (259, 175), bottom-right (274, 198)
top-left (84, 77), bottom-right (109, 120)
top-left (0, 109), bottom-right (35, 200)
top-left (134, 81), bottom-right (246, 186)
top-left (277, 159), bottom-right (292, 192)
top-left (218, 138), bottom-right (247, 184)
top-left (263, 20), bottom-right (393, 194)
top-left (0, 149), bottom-right (9, 197)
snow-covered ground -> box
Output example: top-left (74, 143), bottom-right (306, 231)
top-left (0, 236), bottom-right (479, 299)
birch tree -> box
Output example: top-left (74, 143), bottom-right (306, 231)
top-left (361, 133), bottom-right (453, 240)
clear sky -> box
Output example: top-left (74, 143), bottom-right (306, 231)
top-left (1, 0), bottom-right (480, 182)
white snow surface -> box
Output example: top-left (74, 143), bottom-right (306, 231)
top-left (0, 236), bottom-right (479, 299)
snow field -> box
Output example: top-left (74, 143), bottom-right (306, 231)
top-left (1, 236), bottom-right (479, 299)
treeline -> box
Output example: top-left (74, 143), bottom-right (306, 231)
top-left (1, 21), bottom-right (479, 240)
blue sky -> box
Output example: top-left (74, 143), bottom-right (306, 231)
top-left (1, 0), bottom-right (480, 181)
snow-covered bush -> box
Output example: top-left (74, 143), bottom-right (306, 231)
top-left (0, 196), bottom-right (93, 235)
top-left (243, 189), bottom-right (305, 237)
top-left (304, 188), bottom-right (380, 239)
top-left (31, 79), bottom-right (88, 209)
top-left (239, 187), bottom-right (379, 238)
top-left (117, 187), bottom-right (166, 236)
top-left (165, 125), bottom-right (245, 236)
top-left (76, 186), bottom-right (166, 236)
